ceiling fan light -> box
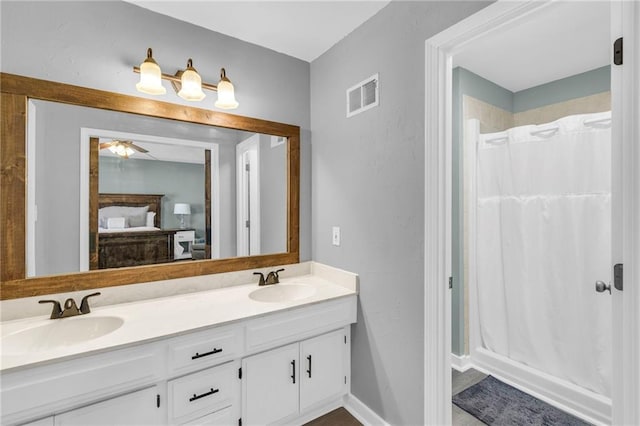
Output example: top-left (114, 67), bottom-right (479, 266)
top-left (214, 68), bottom-right (239, 109)
top-left (136, 48), bottom-right (166, 95)
top-left (178, 59), bottom-right (206, 101)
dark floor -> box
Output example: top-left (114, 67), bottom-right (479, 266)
top-left (304, 369), bottom-right (488, 426)
top-left (304, 407), bottom-right (362, 426)
top-left (452, 368), bottom-right (489, 425)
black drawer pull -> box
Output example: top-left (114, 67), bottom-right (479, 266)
top-left (306, 355), bottom-right (312, 378)
top-left (291, 360), bottom-right (296, 384)
top-left (191, 348), bottom-right (223, 360)
top-left (189, 388), bottom-right (219, 402)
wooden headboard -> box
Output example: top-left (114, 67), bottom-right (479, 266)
top-left (98, 193), bottom-right (164, 228)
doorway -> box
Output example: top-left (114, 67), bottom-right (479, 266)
top-left (236, 134), bottom-right (261, 256)
top-left (423, 1), bottom-right (640, 425)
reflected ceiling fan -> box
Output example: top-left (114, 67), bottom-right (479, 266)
top-left (99, 140), bottom-right (148, 159)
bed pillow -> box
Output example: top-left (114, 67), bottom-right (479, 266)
top-left (128, 211), bottom-right (148, 227)
top-left (99, 205), bottom-right (149, 228)
top-left (106, 217), bottom-right (126, 229)
top-left (146, 211), bottom-right (156, 227)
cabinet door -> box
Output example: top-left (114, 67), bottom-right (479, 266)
top-left (54, 386), bottom-right (162, 426)
top-left (300, 330), bottom-right (347, 412)
top-left (242, 343), bottom-right (298, 425)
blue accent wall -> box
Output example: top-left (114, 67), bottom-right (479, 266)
top-left (513, 66), bottom-right (611, 113)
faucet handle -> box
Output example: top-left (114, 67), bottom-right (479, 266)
top-left (79, 292), bottom-right (101, 314)
top-left (39, 299), bottom-right (63, 319)
top-left (253, 272), bottom-right (266, 286)
top-left (61, 298), bottom-right (80, 317)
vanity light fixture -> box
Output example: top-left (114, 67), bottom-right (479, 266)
top-left (177, 59), bottom-right (206, 101)
top-left (135, 48), bottom-right (166, 95)
top-left (133, 48), bottom-right (238, 109)
top-left (214, 68), bottom-right (239, 110)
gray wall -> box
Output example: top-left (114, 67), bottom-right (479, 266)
top-left (1, 0), bottom-right (311, 261)
top-left (100, 157), bottom-right (206, 235)
top-left (310, 2), bottom-right (491, 424)
top-left (259, 135), bottom-right (287, 254)
top-left (218, 144), bottom-right (237, 259)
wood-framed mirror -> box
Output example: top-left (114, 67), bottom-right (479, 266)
top-left (0, 73), bottom-right (300, 300)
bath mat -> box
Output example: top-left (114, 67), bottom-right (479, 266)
top-left (452, 375), bottom-right (590, 426)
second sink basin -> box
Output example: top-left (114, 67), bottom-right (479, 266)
top-left (2, 315), bottom-right (124, 355)
top-left (249, 283), bottom-right (316, 303)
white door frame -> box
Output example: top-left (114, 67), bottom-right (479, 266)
top-left (236, 135), bottom-right (261, 256)
top-left (423, 1), bottom-right (640, 425)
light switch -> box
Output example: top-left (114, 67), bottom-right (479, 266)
top-left (332, 226), bottom-right (341, 246)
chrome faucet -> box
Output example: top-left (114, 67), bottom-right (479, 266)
top-left (253, 268), bottom-right (285, 286)
top-left (39, 292), bottom-right (101, 319)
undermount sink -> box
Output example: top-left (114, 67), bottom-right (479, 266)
top-left (249, 283), bottom-right (316, 303)
top-left (2, 316), bottom-right (124, 355)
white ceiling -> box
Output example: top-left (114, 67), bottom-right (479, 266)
top-left (126, 1), bottom-right (391, 62)
top-left (454, 1), bottom-right (611, 92)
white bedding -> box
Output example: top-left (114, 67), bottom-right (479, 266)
top-left (98, 226), bottom-right (161, 233)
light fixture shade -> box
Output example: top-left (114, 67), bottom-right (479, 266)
top-left (136, 48), bottom-right (166, 95)
top-left (178, 59), bottom-right (206, 101)
top-left (174, 203), bottom-right (191, 215)
top-left (109, 142), bottom-right (135, 158)
top-left (214, 68), bottom-right (239, 109)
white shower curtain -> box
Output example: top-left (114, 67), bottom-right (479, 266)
top-left (475, 111), bottom-right (612, 397)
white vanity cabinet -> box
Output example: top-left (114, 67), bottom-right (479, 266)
top-left (3, 294), bottom-right (357, 426)
top-left (242, 329), bottom-right (348, 425)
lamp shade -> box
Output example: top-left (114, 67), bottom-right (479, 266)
top-left (178, 59), bottom-right (206, 101)
top-left (136, 48), bottom-right (166, 95)
top-left (214, 68), bottom-right (239, 109)
top-left (173, 203), bottom-right (191, 215)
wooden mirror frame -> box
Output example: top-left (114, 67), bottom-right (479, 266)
top-left (0, 73), bottom-right (300, 300)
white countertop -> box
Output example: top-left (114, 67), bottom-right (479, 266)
top-left (0, 270), bottom-right (357, 372)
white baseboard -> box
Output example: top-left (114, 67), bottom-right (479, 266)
top-left (287, 397), bottom-right (343, 425)
top-left (451, 353), bottom-right (472, 372)
top-left (344, 393), bottom-right (389, 426)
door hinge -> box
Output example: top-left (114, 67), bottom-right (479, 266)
top-left (245, 220), bottom-right (250, 228)
top-left (614, 263), bottom-right (623, 291)
top-left (614, 37), bottom-right (623, 65)
top-left (156, 394), bottom-right (160, 408)
top-left (344, 335), bottom-right (347, 344)
top-left (245, 163), bottom-right (250, 172)
top-left (238, 367), bottom-right (243, 379)
top-left (448, 276), bottom-right (453, 289)
top-left (344, 376), bottom-right (347, 384)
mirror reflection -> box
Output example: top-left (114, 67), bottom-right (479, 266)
top-left (28, 100), bottom-right (287, 277)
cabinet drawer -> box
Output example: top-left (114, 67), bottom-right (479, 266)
top-left (175, 231), bottom-right (195, 242)
top-left (180, 406), bottom-right (232, 425)
top-left (168, 362), bottom-right (236, 423)
top-left (245, 296), bottom-right (356, 354)
top-left (168, 326), bottom-right (241, 375)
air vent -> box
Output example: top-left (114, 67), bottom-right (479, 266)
top-left (346, 73), bottom-right (379, 118)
